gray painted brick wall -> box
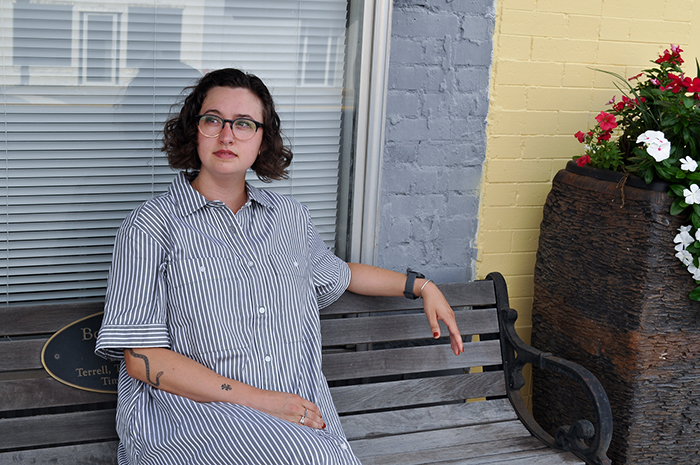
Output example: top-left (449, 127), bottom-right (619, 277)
top-left (376, 0), bottom-right (495, 283)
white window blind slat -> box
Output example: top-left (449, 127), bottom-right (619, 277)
top-left (1, 0), bottom-right (350, 305)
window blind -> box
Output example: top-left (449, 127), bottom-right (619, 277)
top-left (1, 0), bottom-right (350, 305)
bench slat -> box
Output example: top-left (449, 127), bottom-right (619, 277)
top-left (0, 441), bottom-right (118, 465)
top-left (320, 282), bottom-right (496, 316)
top-left (0, 302), bottom-right (104, 337)
top-left (323, 340), bottom-right (503, 381)
top-left (0, 410), bottom-right (118, 450)
top-left (340, 398), bottom-right (517, 440)
top-left (321, 309), bottom-right (499, 346)
top-left (0, 378), bottom-right (116, 412)
top-left (0, 339), bottom-right (47, 372)
top-left (331, 372), bottom-right (506, 414)
top-left (353, 436), bottom-right (583, 465)
top-left (349, 419), bottom-right (532, 457)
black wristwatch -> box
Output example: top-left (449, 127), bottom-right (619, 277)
top-left (404, 268), bottom-right (425, 299)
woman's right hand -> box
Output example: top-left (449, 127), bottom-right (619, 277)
top-left (251, 389), bottom-right (325, 429)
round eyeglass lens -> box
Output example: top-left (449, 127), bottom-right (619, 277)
top-left (197, 115), bottom-right (258, 140)
top-left (198, 115), bottom-right (223, 137)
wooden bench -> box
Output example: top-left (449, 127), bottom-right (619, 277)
top-left (0, 272), bottom-right (612, 464)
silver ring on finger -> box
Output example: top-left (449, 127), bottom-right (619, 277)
top-left (299, 408), bottom-right (308, 425)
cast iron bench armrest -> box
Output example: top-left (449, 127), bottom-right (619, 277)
top-left (487, 272), bottom-right (613, 465)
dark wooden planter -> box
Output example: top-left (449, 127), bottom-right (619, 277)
top-left (531, 162), bottom-right (700, 465)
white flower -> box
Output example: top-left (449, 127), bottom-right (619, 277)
top-left (675, 230), bottom-right (694, 249)
top-left (688, 264), bottom-right (700, 280)
top-left (637, 130), bottom-right (671, 162)
top-left (636, 130), bottom-right (667, 144)
top-left (647, 139), bottom-right (671, 161)
top-left (680, 225), bottom-right (693, 233)
top-left (681, 156), bottom-right (699, 172)
top-left (684, 184), bottom-right (700, 204)
top-left (695, 229), bottom-right (700, 241)
top-left (677, 249), bottom-right (694, 266)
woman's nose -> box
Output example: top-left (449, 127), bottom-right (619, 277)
top-left (219, 121), bottom-right (235, 143)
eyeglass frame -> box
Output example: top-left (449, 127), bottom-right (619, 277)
top-left (195, 114), bottom-right (265, 140)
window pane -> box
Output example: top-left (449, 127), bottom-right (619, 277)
top-left (0, 0), bottom-right (352, 305)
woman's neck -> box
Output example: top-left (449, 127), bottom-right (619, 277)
top-left (190, 172), bottom-right (248, 214)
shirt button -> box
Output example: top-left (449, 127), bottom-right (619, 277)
top-left (293, 261), bottom-right (299, 267)
top-left (247, 260), bottom-right (255, 268)
top-left (340, 443), bottom-right (348, 450)
top-left (258, 306), bottom-right (266, 314)
top-left (264, 355), bottom-right (271, 363)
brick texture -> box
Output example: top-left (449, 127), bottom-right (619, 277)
top-left (376, 0), bottom-right (496, 283)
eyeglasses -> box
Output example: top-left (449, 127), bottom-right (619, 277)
top-left (195, 114), bottom-right (264, 140)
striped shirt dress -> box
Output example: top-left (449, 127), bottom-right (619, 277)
top-left (95, 172), bottom-right (362, 465)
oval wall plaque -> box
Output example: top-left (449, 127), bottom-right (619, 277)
top-left (41, 311), bottom-right (120, 393)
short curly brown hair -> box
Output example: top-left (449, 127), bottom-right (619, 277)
top-left (162, 68), bottom-right (292, 182)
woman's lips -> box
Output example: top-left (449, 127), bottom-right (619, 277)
top-left (214, 149), bottom-right (237, 159)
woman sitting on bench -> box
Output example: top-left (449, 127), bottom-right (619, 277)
top-left (95, 68), bottom-right (463, 465)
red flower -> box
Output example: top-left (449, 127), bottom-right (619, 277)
top-left (598, 130), bottom-right (612, 142)
top-left (577, 155), bottom-right (591, 167)
top-left (628, 73), bottom-right (643, 81)
top-left (660, 73), bottom-right (700, 94)
top-left (574, 131), bottom-right (586, 143)
top-left (684, 77), bottom-right (700, 93)
top-left (656, 45), bottom-right (684, 65)
top-left (612, 101), bottom-right (625, 112)
top-left (595, 111), bottom-right (618, 131)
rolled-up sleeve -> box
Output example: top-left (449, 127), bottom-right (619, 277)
top-left (306, 211), bottom-right (350, 310)
top-left (95, 220), bottom-right (170, 361)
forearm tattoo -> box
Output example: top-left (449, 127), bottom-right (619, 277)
top-left (128, 349), bottom-right (164, 387)
top-left (221, 384), bottom-right (232, 391)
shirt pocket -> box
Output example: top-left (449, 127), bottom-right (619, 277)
top-left (268, 254), bottom-right (317, 341)
top-left (167, 256), bottom-right (239, 289)
top-left (166, 256), bottom-right (253, 351)
top-left (268, 254), bottom-right (309, 284)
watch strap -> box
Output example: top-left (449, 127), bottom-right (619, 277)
top-left (404, 268), bottom-right (425, 299)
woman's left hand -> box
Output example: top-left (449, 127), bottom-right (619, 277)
top-left (346, 263), bottom-right (465, 355)
top-left (420, 281), bottom-right (464, 356)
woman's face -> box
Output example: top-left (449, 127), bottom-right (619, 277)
top-left (195, 86), bottom-right (264, 184)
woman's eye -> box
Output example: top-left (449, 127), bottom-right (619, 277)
top-left (203, 116), bottom-right (221, 125)
top-left (235, 119), bottom-right (255, 130)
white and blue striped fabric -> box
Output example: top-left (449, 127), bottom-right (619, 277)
top-left (95, 171), bottom-right (361, 465)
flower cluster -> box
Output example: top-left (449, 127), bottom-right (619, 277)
top-left (636, 130), bottom-right (670, 162)
top-left (573, 112), bottom-right (622, 170)
top-left (573, 45), bottom-right (700, 301)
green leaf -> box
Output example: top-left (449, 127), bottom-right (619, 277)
top-left (670, 184), bottom-right (687, 196)
top-left (693, 214), bottom-right (700, 230)
top-left (644, 169), bottom-right (654, 184)
top-left (671, 197), bottom-right (687, 215)
top-left (689, 286), bottom-right (700, 301)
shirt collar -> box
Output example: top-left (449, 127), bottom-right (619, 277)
top-left (169, 171), bottom-right (274, 217)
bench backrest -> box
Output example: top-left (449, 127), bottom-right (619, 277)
top-left (0, 301), bottom-right (118, 455)
top-left (0, 280), bottom-right (508, 455)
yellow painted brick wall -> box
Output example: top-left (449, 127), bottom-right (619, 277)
top-left (479, 0), bottom-right (700, 408)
